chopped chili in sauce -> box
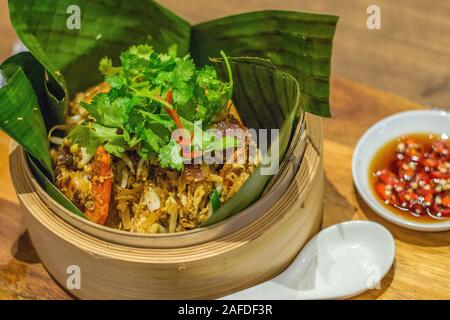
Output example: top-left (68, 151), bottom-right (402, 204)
top-left (369, 133), bottom-right (450, 222)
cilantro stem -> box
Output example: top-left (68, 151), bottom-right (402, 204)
top-left (220, 50), bottom-right (233, 91)
top-left (130, 86), bottom-right (183, 129)
top-left (149, 95), bottom-right (175, 111)
top-left (129, 86), bottom-right (174, 110)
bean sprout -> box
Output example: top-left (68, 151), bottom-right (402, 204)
top-left (121, 153), bottom-right (135, 174)
top-left (78, 147), bottom-right (93, 167)
top-left (65, 114), bottom-right (83, 125)
top-left (120, 168), bottom-right (129, 188)
top-left (136, 158), bottom-right (147, 181)
top-left (48, 124), bottom-right (72, 146)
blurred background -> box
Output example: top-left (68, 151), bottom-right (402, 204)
top-left (1, 0), bottom-right (449, 108)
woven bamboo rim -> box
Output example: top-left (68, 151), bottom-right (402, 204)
top-left (12, 113), bottom-right (313, 248)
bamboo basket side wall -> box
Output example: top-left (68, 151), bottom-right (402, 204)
top-left (10, 115), bottom-right (324, 299)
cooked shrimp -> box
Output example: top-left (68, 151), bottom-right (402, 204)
top-left (85, 146), bottom-right (112, 224)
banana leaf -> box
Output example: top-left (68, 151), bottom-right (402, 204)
top-left (191, 10), bottom-right (338, 117)
top-left (8, 0), bottom-right (191, 105)
top-left (3, 0), bottom-right (337, 226)
top-left (1, 52), bottom-right (65, 130)
top-left (0, 59), bottom-right (52, 175)
top-left (203, 57), bottom-right (299, 226)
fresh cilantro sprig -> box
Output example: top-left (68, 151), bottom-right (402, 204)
top-left (67, 123), bottom-right (127, 157)
top-left (67, 44), bottom-right (235, 171)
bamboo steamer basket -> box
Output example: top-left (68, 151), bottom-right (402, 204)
top-left (9, 113), bottom-right (324, 299)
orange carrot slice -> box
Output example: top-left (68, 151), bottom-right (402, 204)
top-left (85, 146), bottom-right (112, 225)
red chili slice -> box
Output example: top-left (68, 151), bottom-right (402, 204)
top-left (404, 139), bottom-right (423, 159)
top-left (423, 158), bottom-right (438, 169)
top-left (375, 182), bottom-right (398, 205)
top-left (434, 193), bottom-right (450, 217)
top-left (431, 140), bottom-right (448, 156)
top-left (430, 161), bottom-right (450, 179)
top-left (431, 199), bottom-right (450, 217)
top-left (397, 163), bottom-right (415, 181)
top-left (373, 136), bottom-right (449, 220)
top-left (375, 169), bottom-right (397, 186)
top-left (409, 203), bottom-right (426, 216)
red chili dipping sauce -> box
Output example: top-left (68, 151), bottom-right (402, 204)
top-left (369, 133), bottom-right (450, 222)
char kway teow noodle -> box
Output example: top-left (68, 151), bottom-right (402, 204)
top-left (49, 45), bottom-right (260, 233)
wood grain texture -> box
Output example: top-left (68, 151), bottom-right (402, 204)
top-left (1, 76), bottom-right (449, 299)
top-left (323, 78), bottom-right (450, 300)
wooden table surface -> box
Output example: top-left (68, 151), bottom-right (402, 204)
top-left (1, 0), bottom-right (449, 300)
top-left (0, 76), bottom-right (449, 300)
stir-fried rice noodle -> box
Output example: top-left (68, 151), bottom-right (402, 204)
top-left (51, 83), bottom-right (259, 233)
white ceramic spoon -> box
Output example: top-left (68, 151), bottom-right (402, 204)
top-left (221, 220), bottom-right (395, 300)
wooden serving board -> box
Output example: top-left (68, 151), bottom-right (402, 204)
top-left (0, 76), bottom-right (449, 300)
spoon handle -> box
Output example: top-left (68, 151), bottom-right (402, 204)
top-left (220, 278), bottom-right (330, 300)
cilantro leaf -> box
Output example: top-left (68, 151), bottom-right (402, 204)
top-left (91, 123), bottom-right (126, 157)
top-left (106, 74), bottom-right (127, 91)
top-left (142, 127), bottom-right (162, 152)
top-left (159, 140), bottom-right (184, 171)
top-left (137, 110), bottom-right (175, 130)
top-left (167, 44), bottom-right (178, 59)
top-left (173, 57), bottom-right (195, 82)
top-left (128, 44), bottom-right (153, 59)
top-left (67, 123), bottom-right (126, 157)
top-left (67, 125), bottom-right (101, 155)
top-left (99, 57), bottom-right (122, 76)
top-left (81, 94), bottom-right (125, 128)
top-left (80, 44), bottom-right (235, 170)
